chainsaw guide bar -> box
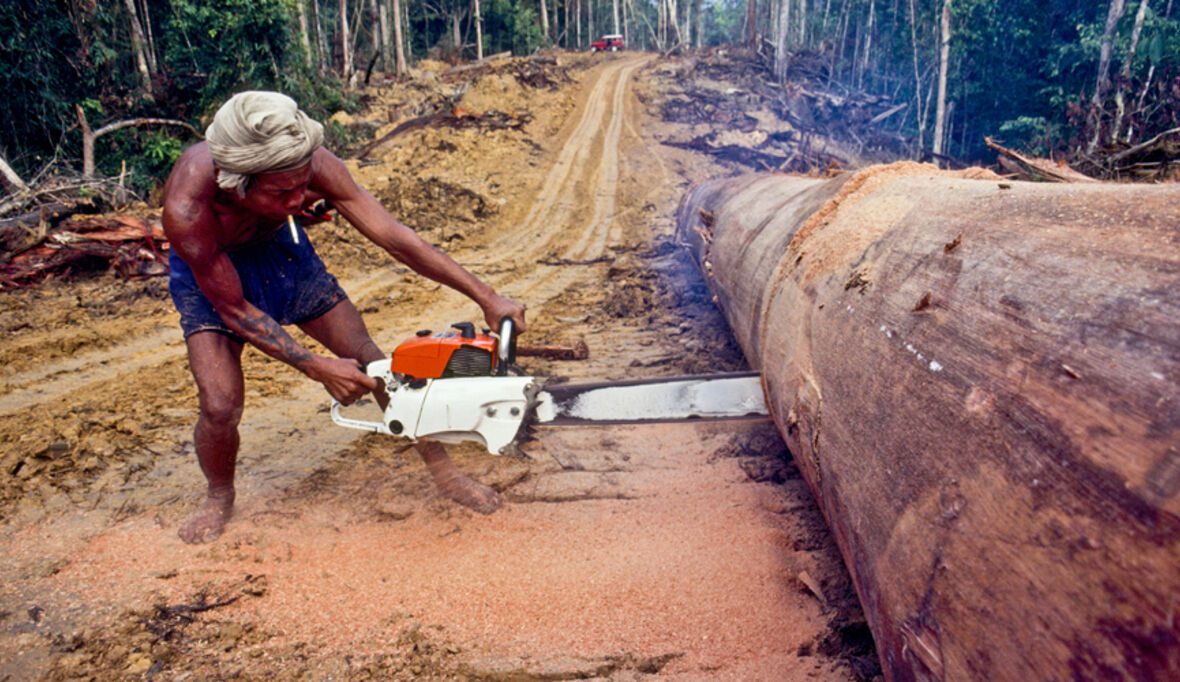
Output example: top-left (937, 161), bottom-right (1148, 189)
top-left (330, 319), bottom-right (769, 456)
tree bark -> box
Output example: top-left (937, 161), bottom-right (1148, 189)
top-left (137, 0), bottom-right (158, 73)
top-left (340, 0), bottom-right (354, 86)
top-left (541, 0), bottom-right (551, 40)
top-left (861, 0), bottom-right (875, 88)
top-left (613, 0), bottom-right (621, 34)
top-left (677, 163), bottom-right (1180, 682)
top-left (693, 0), bottom-right (703, 46)
top-left (932, 0), bottom-right (950, 159)
top-left (1088, 0), bottom-right (1128, 153)
top-left (908, 0), bottom-right (926, 152)
top-left (122, 0), bottom-right (153, 93)
top-left (392, 0), bottom-right (407, 74)
top-left (298, 0), bottom-right (314, 68)
top-left (747, 0), bottom-right (758, 44)
top-left (474, 0), bottom-right (484, 59)
top-left (1114, 0), bottom-right (1151, 142)
top-left (369, 0), bottom-right (384, 68)
top-left (312, 0), bottom-right (330, 72)
top-left (378, 0), bottom-right (392, 69)
top-left (774, 0), bottom-right (792, 82)
top-left (0, 155), bottom-right (28, 193)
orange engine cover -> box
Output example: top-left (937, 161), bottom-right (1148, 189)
top-left (390, 323), bottom-right (497, 379)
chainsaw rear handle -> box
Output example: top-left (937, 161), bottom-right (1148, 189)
top-left (497, 316), bottom-right (517, 375)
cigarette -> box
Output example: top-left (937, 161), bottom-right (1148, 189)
top-left (287, 215), bottom-right (300, 245)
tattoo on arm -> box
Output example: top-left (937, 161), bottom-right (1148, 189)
top-left (232, 309), bottom-right (315, 368)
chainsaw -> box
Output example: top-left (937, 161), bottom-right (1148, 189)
top-left (330, 319), bottom-right (768, 457)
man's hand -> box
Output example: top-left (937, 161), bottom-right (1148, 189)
top-left (480, 293), bottom-right (527, 334)
top-left (302, 356), bottom-right (379, 404)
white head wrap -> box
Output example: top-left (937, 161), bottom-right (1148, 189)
top-left (204, 91), bottom-right (324, 196)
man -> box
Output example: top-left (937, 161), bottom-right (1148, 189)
top-left (162, 91), bottom-right (525, 543)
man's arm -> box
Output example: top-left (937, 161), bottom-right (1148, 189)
top-left (309, 149), bottom-right (527, 331)
top-left (162, 173), bottom-right (375, 403)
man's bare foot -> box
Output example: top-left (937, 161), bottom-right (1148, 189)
top-left (178, 490), bottom-right (234, 543)
top-left (418, 442), bottom-right (503, 514)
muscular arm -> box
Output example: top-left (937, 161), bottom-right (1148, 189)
top-left (161, 153), bottom-right (371, 401)
top-left (309, 149), bottom-right (526, 331)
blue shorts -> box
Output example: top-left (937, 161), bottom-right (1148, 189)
top-left (169, 219), bottom-right (348, 341)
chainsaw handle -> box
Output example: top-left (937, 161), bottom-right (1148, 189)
top-left (496, 317), bottom-right (517, 375)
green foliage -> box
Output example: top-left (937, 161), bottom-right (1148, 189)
top-left (142, 130), bottom-right (184, 169)
top-left (512, 4), bottom-right (544, 55)
top-left (997, 116), bottom-right (1056, 156)
top-left (701, 0), bottom-right (746, 46)
top-left (165, 0), bottom-right (307, 113)
top-left (470, 0), bottom-right (543, 56)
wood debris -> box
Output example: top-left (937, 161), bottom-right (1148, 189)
top-left (986, 137), bottom-right (1099, 183)
top-left (653, 46), bottom-right (909, 173)
top-left (356, 108), bottom-right (533, 160)
top-left (0, 215), bottom-right (168, 288)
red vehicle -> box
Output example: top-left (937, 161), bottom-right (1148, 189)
top-left (589, 34), bottom-right (624, 52)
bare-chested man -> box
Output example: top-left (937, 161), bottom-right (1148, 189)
top-left (161, 91), bottom-right (525, 543)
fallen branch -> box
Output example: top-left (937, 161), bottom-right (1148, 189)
top-left (76, 104), bottom-right (201, 178)
top-left (537, 255), bottom-right (611, 266)
top-left (986, 137), bottom-right (1098, 183)
top-left (356, 108), bottom-right (531, 160)
top-left (1106, 125), bottom-right (1180, 164)
top-left (0, 154), bottom-right (27, 193)
top-left (443, 51), bottom-right (512, 75)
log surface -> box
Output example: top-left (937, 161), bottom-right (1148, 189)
top-left (676, 162), bottom-right (1180, 681)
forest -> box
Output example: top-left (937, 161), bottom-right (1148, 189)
top-left (1, 0), bottom-right (1178, 199)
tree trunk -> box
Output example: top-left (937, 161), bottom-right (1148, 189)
top-left (122, 0), bottom-right (153, 93)
top-left (774, 0), bottom-right (791, 82)
top-left (676, 163), bottom-right (1180, 682)
top-left (474, 0), bottom-right (484, 59)
top-left (798, 0), bottom-right (807, 45)
top-left (541, 0), bottom-right (551, 40)
top-left (693, 0), bottom-right (703, 46)
top-left (393, 0), bottom-right (407, 74)
top-left (553, 0), bottom-right (561, 45)
top-left (861, 0), bottom-right (875, 89)
top-left (298, 0), bottom-right (314, 68)
top-left (137, 0), bottom-right (158, 73)
top-left (313, 0), bottom-right (329, 72)
top-left (747, 0), bottom-right (758, 44)
top-left (668, 0), bottom-right (683, 44)
top-left (340, 0), bottom-right (354, 85)
top-left (613, 0), bottom-right (620, 34)
top-left (932, 0), bottom-right (950, 160)
top-left (576, 0), bottom-right (582, 46)
top-left (369, 0), bottom-right (383, 67)
top-left (1114, 0), bottom-right (1151, 142)
top-left (908, 0), bottom-right (925, 152)
top-left (1088, 0), bottom-right (1128, 153)
top-left (379, 0), bottom-right (392, 69)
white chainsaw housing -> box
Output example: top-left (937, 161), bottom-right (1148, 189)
top-left (330, 359), bottom-right (536, 455)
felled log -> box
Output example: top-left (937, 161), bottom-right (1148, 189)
top-left (675, 162), bottom-right (1180, 681)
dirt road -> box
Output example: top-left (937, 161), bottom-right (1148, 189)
top-left (0, 54), bottom-right (874, 679)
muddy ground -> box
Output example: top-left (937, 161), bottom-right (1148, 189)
top-left (0, 51), bottom-right (879, 680)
